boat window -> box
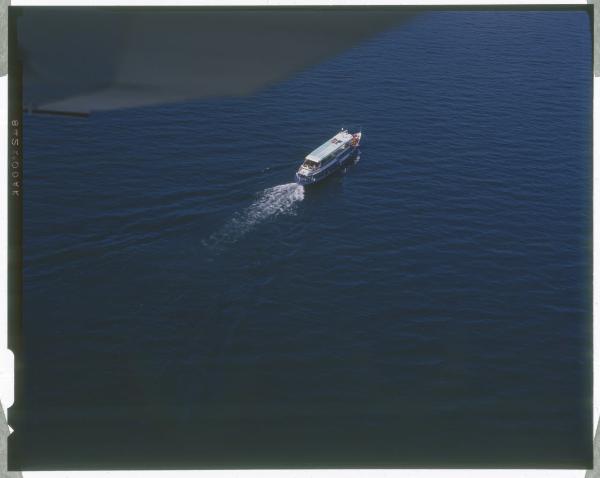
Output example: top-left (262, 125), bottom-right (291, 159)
top-left (302, 159), bottom-right (319, 170)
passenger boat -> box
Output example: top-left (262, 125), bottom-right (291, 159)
top-left (295, 129), bottom-right (362, 186)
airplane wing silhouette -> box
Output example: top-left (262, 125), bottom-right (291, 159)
top-left (15, 7), bottom-right (416, 115)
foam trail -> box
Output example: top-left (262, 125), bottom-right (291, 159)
top-left (203, 182), bottom-right (304, 252)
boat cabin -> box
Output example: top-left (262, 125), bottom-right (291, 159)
top-left (301, 130), bottom-right (354, 170)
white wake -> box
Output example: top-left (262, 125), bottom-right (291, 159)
top-left (203, 182), bottom-right (304, 252)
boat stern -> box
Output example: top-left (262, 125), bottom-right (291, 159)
top-left (295, 171), bottom-right (315, 185)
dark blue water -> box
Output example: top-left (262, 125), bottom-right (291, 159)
top-left (19, 10), bottom-right (592, 468)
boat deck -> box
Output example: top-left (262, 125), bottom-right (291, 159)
top-left (306, 131), bottom-right (353, 162)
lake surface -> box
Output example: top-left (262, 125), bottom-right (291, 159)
top-left (17, 10), bottom-right (592, 468)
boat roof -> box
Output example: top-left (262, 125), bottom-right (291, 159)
top-left (306, 130), bottom-right (353, 162)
